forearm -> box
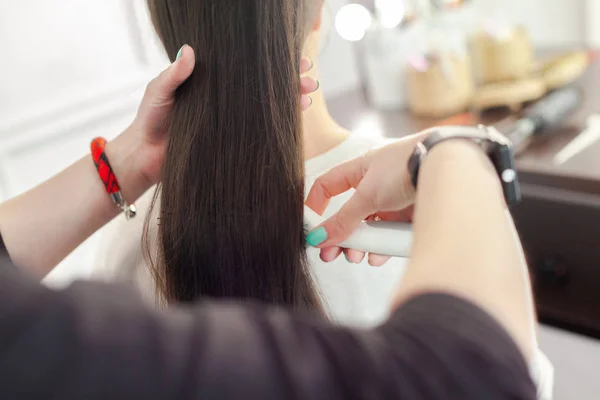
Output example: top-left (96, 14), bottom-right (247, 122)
top-left (0, 262), bottom-right (535, 399)
top-left (0, 129), bottom-right (150, 277)
top-left (394, 140), bottom-right (536, 361)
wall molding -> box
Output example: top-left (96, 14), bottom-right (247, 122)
top-left (584, 0), bottom-right (600, 46)
top-left (130, 0), bottom-right (170, 69)
top-left (1, 89), bottom-right (143, 156)
top-left (0, 91), bottom-right (142, 199)
top-left (0, 77), bottom-right (149, 150)
top-left (0, 0), bottom-right (164, 199)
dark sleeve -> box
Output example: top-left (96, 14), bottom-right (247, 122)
top-left (0, 243), bottom-right (535, 399)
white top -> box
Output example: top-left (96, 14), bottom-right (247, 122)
top-left (92, 133), bottom-right (406, 326)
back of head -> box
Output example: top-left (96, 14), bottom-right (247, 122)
top-left (146, 0), bottom-right (323, 311)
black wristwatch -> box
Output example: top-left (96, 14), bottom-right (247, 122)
top-left (407, 125), bottom-right (521, 207)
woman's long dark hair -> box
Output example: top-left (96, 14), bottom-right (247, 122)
top-left (144, 0), bottom-right (323, 312)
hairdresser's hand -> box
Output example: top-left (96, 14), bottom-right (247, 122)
top-left (110, 48), bottom-right (320, 196)
top-left (107, 45), bottom-right (196, 200)
top-left (305, 134), bottom-right (425, 266)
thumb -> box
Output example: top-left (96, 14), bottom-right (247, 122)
top-left (307, 189), bottom-right (376, 248)
top-left (150, 45), bottom-right (196, 99)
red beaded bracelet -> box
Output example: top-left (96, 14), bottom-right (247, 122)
top-left (90, 137), bottom-right (137, 219)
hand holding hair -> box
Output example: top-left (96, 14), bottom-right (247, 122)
top-left (0, 45), bottom-right (197, 274)
top-left (0, 43), bottom-right (321, 277)
top-left (116, 44), bottom-right (197, 189)
top-left (113, 47), bottom-right (319, 192)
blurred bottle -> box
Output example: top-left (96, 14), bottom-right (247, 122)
top-left (362, 23), bottom-right (411, 110)
top-left (361, 1), bottom-right (417, 110)
top-left (406, 19), bottom-right (474, 118)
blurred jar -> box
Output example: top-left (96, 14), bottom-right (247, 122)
top-left (470, 22), bottom-right (534, 84)
top-left (360, 0), bottom-right (421, 111)
top-left (406, 26), bottom-right (474, 118)
top-left (362, 24), bottom-right (411, 110)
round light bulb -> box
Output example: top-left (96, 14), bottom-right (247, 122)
top-left (335, 4), bottom-right (372, 42)
top-left (374, 0), bottom-right (405, 29)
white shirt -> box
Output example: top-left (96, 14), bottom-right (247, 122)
top-left (304, 134), bottom-right (406, 325)
top-left (92, 133), bottom-right (406, 326)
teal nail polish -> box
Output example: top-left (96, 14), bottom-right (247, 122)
top-left (176, 46), bottom-right (184, 61)
top-left (315, 80), bottom-right (320, 91)
top-left (308, 96), bottom-right (313, 107)
top-left (306, 227), bottom-right (327, 247)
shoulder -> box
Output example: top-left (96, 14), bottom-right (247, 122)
top-left (336, 134), bottom-right (393, 155)
top-left (305, 134), bottom-right (394, 179)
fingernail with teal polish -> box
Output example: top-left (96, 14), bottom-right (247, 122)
top-left (308, 96), bottom-right (313, 107)
top-left (306, 227), bottom-right (327, 247)
top-left (344, 253), bottom-right (352, 263)
top-left (176, 46), bottom-right (184, 61)
top-left (315, 80), bottom-right (320, 91)
top-left (308, 59), bottom-right (314, 70)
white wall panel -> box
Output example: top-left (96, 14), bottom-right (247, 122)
top-left (472, 0), bottom-right (585, 48)
top-left (584, 0), bottom-right (600, 46)
top-left (0, 0), bottom-right (154, 286)
top-left (0, 110), bottom-right (137, 197)
top-left (0, 0), bottom-right (156, 136)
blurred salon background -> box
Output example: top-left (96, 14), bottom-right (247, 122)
top-left (1, 1), bottom-right (600, 398)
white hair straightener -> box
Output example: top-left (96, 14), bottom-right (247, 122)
top-left (303, 206), bottom-right (413, 257)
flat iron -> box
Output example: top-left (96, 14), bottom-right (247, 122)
top-left (304, 206), bottom-right (413, 258)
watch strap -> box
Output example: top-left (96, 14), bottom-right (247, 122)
top-left (407, 126), bottom-right (521, 207)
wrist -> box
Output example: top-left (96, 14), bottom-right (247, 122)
top-left (429, 139), bottom-right (494, 168)
top-left (422, 139), bottom-right (503, 194)
top-left (104, 129), bottom-right (152, 203)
